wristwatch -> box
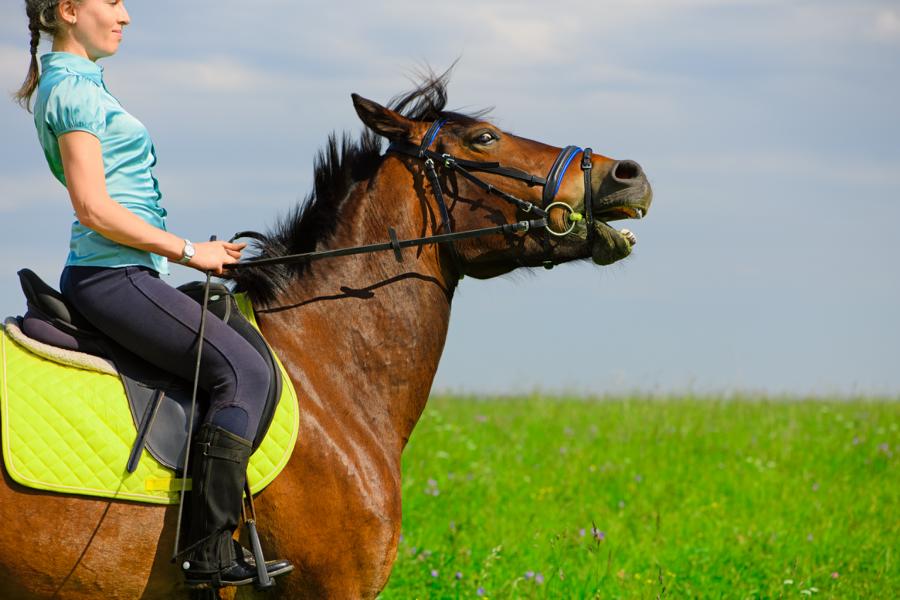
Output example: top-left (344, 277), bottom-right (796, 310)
top-left (179, 239), bottom-right (195, 264)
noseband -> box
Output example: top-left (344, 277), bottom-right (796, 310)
top-left (387, 118), bottom-right (596, 277)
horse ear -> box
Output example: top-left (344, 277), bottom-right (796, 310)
top-left (351, 93), bottom-right (414, 142)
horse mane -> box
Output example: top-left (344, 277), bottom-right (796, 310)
top-left (228, 67), bottom-right (487, 304)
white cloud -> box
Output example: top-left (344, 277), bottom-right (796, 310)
top-left (125, 56), bottom-right (280, 94)
top-left (875, 9), bottom-right (900, 40)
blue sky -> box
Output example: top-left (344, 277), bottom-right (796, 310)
top-left (1, 0), bottom-right (898, 396)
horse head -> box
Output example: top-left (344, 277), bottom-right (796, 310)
top-left (351, 85), bottom-right (652, 280)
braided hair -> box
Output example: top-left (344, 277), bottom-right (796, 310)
top-left (13, 1), bottom-right (68, 112)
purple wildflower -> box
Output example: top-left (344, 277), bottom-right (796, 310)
top-left (524, 570), bottom-right (534, 580)
top-left (455, 571), bottom-right (463, 580)
top-left (634, 474), bottom-right (643, 483)
top-left (430, 569), bottom-right (439, 578)
top-left (477, 587), bottom-right (486, 596)
top-left (592, 527), bottom-right (606, 542)
top-left (399, 533), bottom-right (404, 542)
top-left (579, 528), bottom-right (586, 537)
top-left (535, 572), bottom-right (545, 585)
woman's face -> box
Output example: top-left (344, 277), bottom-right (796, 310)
top-left (63, 0), bottom-right (130, 60)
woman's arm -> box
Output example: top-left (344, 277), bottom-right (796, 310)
top-left (58, 131), bottom-right (245, 274)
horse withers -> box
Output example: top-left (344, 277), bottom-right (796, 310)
top-left (0, 72), bottom-right (651, 599)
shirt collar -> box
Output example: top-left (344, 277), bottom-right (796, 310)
top-left (40, 52), bottom-right (104, 84)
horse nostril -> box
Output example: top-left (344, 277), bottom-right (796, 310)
top-left (612, 160), bottom-right (642, 183)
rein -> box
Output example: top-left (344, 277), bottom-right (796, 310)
top-left (224, 119), bottom-right (594, 276)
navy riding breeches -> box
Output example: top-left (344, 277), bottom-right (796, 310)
top-left (60, 265), bottom-right (268, 440)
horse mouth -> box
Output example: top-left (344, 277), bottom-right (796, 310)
top-left (589, 183), bottom-right (652, 265)
top-left (594, 205), bottom-right (645, 221)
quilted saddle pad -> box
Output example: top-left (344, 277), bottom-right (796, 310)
top-left (0, 293), bottom-right (299, 504)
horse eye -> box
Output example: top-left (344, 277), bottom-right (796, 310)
top-left (475, 132), bottom-right (496, 145)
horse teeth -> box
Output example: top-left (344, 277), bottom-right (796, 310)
top-left (620, 228), bottom-right (637, 246)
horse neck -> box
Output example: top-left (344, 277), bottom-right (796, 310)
top-left (256, 159), bottom-right (455, 455)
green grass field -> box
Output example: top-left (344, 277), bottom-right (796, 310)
top-left (378, 395), bottom-right (899, 599)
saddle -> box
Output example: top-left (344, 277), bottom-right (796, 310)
top-left (14, 268), bottom-right (282, 473)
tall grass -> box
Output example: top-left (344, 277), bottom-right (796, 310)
top-left (379, 395), bottom-right (899, 599)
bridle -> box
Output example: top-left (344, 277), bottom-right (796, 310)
top-left (225, 118), bottom-right (596, 277)
top-left (386, 118), bottom-right (596, 277)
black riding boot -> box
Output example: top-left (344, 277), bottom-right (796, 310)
top-left (181, 423), bottom-right (293, 589)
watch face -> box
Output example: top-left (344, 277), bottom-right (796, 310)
top-left (186, 244), bottom-right (195, 257)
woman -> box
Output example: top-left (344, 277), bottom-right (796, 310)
top-left (14, 0), bottom-right (293, 590)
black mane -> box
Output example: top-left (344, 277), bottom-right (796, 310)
top-left (228, 68), bottom-right (486, 304)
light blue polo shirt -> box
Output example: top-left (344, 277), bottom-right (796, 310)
top-left (34, 51), bottom-right (169, 275)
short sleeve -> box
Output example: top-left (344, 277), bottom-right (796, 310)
top-left (43, 75), bottom-right (106, 138)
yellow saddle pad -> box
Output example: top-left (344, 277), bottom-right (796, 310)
top-left (0, 293), bottom-right (299, 504)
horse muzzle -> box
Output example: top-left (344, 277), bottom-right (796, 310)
top-left (588, 159), bottom-right (653, 265)
top-left (592, 160), bottom-right (653, 222)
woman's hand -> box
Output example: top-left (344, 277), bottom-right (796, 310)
top-left (188, 241), bottom-right (247, 275)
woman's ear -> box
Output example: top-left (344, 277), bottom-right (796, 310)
top-left (351, 94), bottom-right (414, 142)
top-left (57, 0), bottom-right (78, 24)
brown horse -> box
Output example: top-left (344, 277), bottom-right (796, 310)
top-left (0, 74), bottom-right (651, 599)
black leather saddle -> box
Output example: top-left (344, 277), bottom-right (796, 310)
top-left (14, 268), bottom-right (282, 474)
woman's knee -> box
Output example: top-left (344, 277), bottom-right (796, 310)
top-left (206, 344), bottom-right (270, 404)
top-left (206, 352), bottom-right (269, 439)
